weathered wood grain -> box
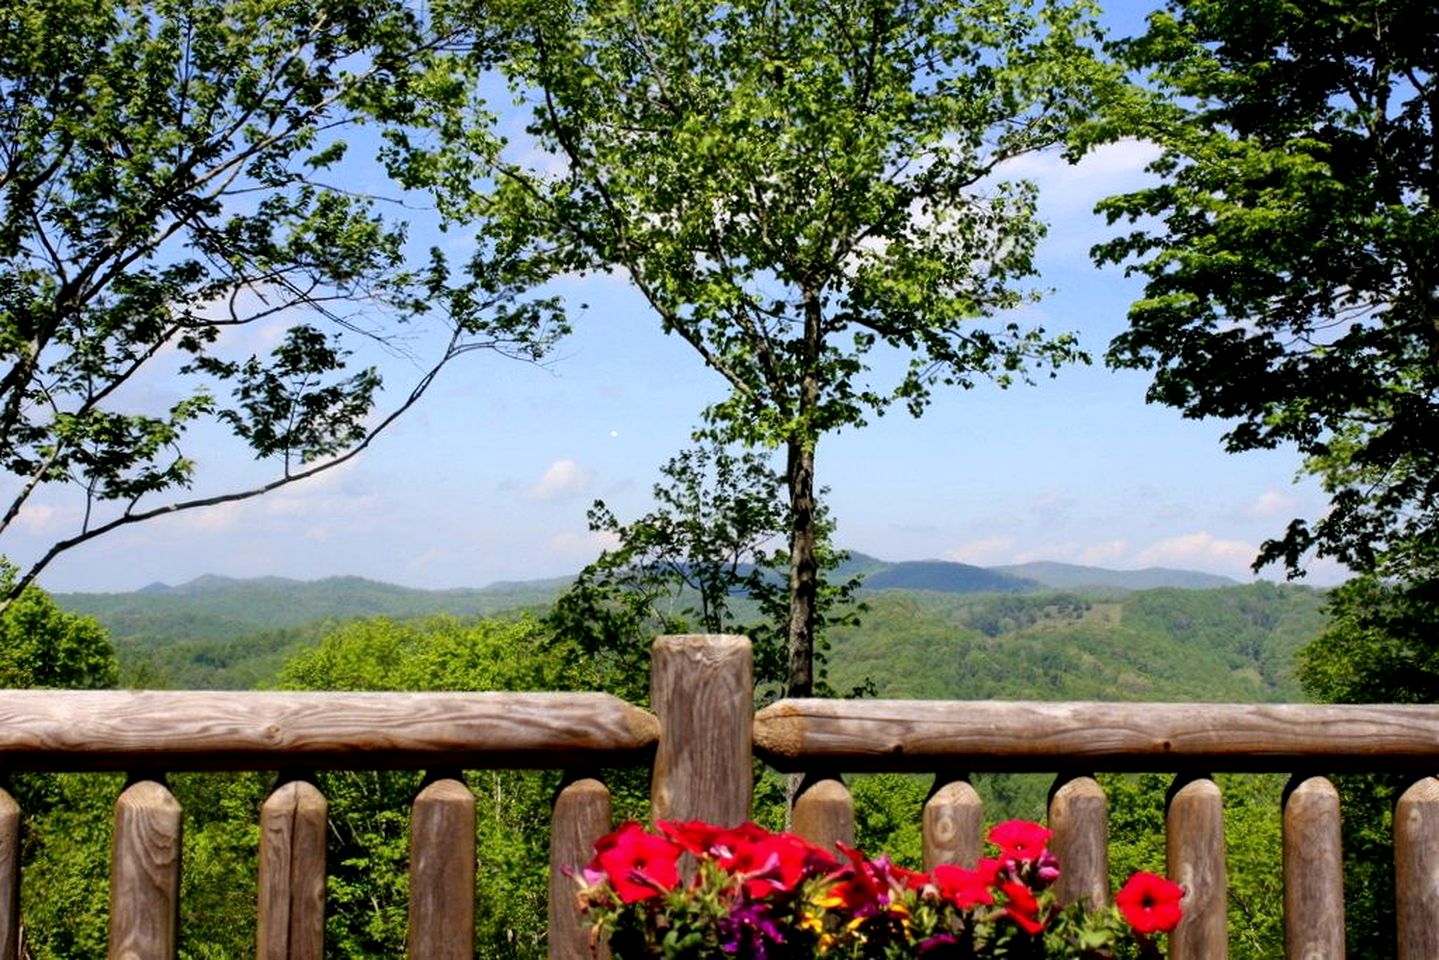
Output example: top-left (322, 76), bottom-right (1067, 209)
top-left (110, 779), bottom-right (181, 960)
top-left (650, 635), bottom-right (752, 826)
top-left (1282, 775), bottom-right (1344, 960)
top-left (549, 776), bottom-right (611, 960)
top-left (791, 774), bottom-right (854, 855)
top-left (0, 691), bottom-right (658, 771)
top-left (1396, 777), bottom-right (1439, 960)
top-left (1167, 776), bottom-right (1226, 960)
top-left (1049, 775), bottom-right (1108, 910)
top-left (0, 788), bottom-right (17, 960)
top-left (922, 774), bottom-right (981, 870)
top-left (754, 698), bottom-right (1439, 772)
top-left (257, 779), bottom-right (327, 960)
top-left (407, 778), bottom-right (475, 960)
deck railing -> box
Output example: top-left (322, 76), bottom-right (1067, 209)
top-left (3, 633), bottom-right (1439, 958)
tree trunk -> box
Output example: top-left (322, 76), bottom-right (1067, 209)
top-left (785, 296), bottom-right (824, 698)
top-left (785, 434), bottom-right (818, 698)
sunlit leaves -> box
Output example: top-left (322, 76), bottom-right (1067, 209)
top-left (0, 0), bottom-right (563, 600)
top-left (1093, 0), bottom-right (1439, 581)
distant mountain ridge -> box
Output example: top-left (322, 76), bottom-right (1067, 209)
top-left (56, 555), bottom-right (1254, 647)
top-left (990, 561), bottom-right (1238, 591)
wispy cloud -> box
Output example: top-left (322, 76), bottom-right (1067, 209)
top-left (1136, 532), bottom-right (1257, 570)
top-left (944, 536), bottom-right (1017, 565)
top-left (524, 458), bottom-right (592, 502)
top-left (1242, 489), bottom-right (1299, 519)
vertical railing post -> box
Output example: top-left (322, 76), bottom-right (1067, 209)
top-left (1167, 774), bottom-right (1227, 960)
top-left (407, 776), bottom-right (475, 960)
top-left (792, 773), bottom-right (855, 854)
top-left (110, 778), bottom-right (182, 960)
top-left (0, 787), bottom-right (18, 960)
top-left (923, 773), bottom-right (982, 870)
top-left (1396, 777), bottom-right (1439, 959)
top-left (650, 635), bottom-right (753, 826)
top-left (1282, 774), bottom-right (1344, 959)
top-left (550, 775), bottom-right (612, 960)
top-left (257, 777), bottom-right (327, 960)
top-left (1050, 775), bottom-right (1109, 910)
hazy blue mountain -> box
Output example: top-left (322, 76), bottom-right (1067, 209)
top-left (991, 561), bottom-right (1240, 591)
top-left (861, 560), bottom-right (1038, 593)
top-left (56, 574), bottom-right (571, 644)
top-left (56, 555), bottom-right (1259, 650)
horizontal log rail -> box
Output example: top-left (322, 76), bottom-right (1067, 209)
top-left (0, 690), bottom-right (659, 771)
top-left (754, 698), bottom-right (1439, 772)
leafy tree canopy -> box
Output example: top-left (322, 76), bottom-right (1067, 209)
top-left (0, 560), bottom-right (115, 688)
top-left (1093, 0), bottom-right (1439, 582)
top-left (0, 0), bottom-right (565, 605)
top-left (546, 442), bottom-right (863, 701)
top-left (482, 0), bottom-right (1113, 694)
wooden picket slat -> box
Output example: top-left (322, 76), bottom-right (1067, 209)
top-left (257, 778), bottom-right (327, 960)
top-left (1282, 775), bottom-right (1344, 959)
top-left (407, 778), bottom-right (475, 960)
top-left (1396, 777), bottom-right (1439, 960)
top-left (1167, 776), bottom-right (1227, 960)
top-left (549, 776), bottom-right (611, 960)
top-left (1049, 775), bottom-right (1108, 910)
top-left (0, 787), bottom-right (18, 960)
top-left (792, 773), bottom-right (854, 856)
top-left (109, 779), bottom-right (182, 960)
top-left (922, 774), bottom-right (982, 870)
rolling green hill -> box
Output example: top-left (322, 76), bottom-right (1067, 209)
top-left (823, 582), bottom-right (1326, 702)
top-left (990, 561), bottom-right (1238, 591)
top-left (56, 574), bottom-right (568, 645)
top-left (75, 570), bottom-right (1329, 698)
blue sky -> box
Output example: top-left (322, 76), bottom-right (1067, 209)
top-left (13, 2), bottom-right (1350, 594)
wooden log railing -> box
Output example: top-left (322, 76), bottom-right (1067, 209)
top-left (3, 634), bottom-right (1439, 958)
top-left (754, 696), bottom-right (1439, 960)
top-left (0, 688), bottom-right (666, 960)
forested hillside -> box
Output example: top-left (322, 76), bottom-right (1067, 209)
top-left (825, 583), bottom-right (1325, 702)
top-left (57, 575), bottom-right (566, 644)
top-left (79, 576), bottom-right (1328, 697)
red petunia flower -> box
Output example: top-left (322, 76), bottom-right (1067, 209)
top-left (988, 820), bottom-right (1053, 863)
top-left (999, 880), bottom-right (1045, 934)
top-left (1115, 871), bottom-right (1185, 935)
top-left (657, 819), bottom-right (727, 858)
top-left (738, 830), bottom-right (837, 897)
top-left (931, 863), bottom-right (995, 909)
top-left (589, 822), bottom-right (683, 904)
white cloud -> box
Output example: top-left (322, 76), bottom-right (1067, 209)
top-left (1242, 489), bottom-right (1299, 519)
top-left (944, 536), bottom-right (1016, 565)
top-left (550, 529), bottom-right (620, 557)
top-left (997, 138), bottom-right (1162, 191)
top-left (1135, 532), bottom-right (1257, 570)
top-left (1079, 539), bottom-right (1130, 565)
top-left (14, 502), bottom-right (65, 534)
top-left (525, 459), bottom-right (592, 502)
